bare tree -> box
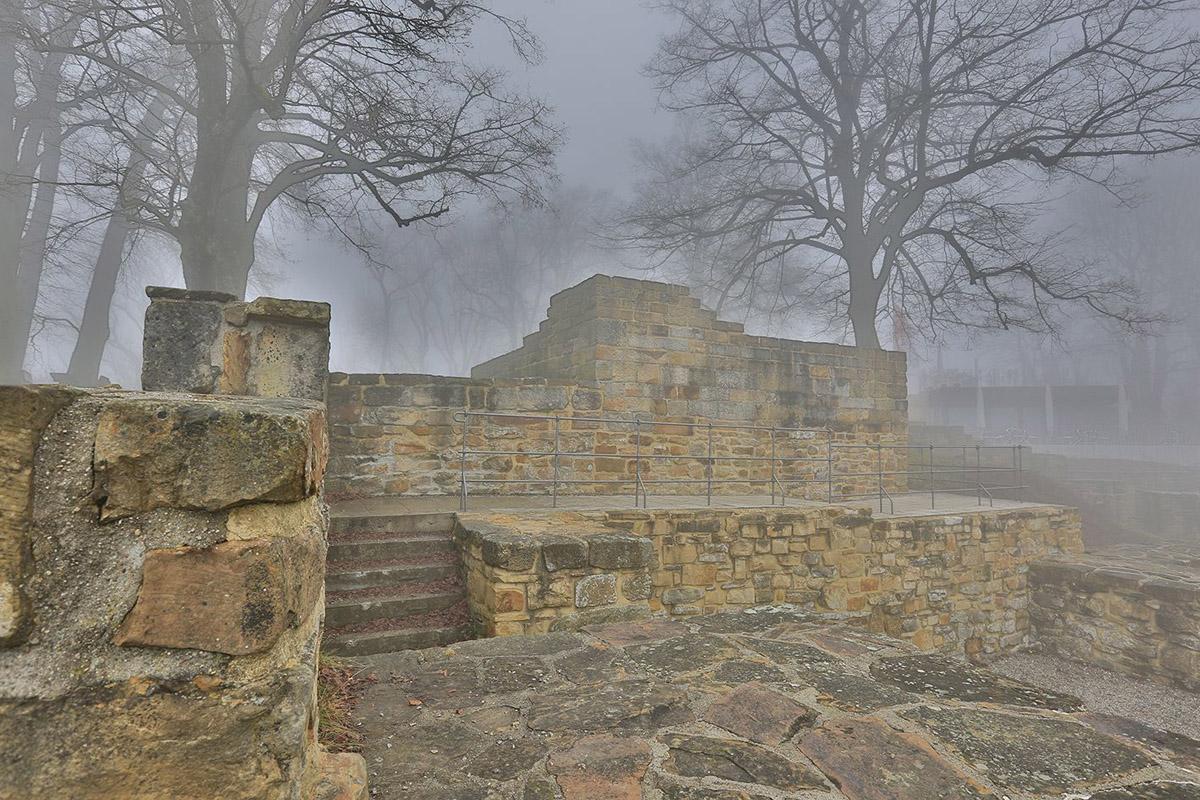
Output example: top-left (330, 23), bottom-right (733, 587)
top-left (0, 5), bottom-right (81, 382)
top-left (37, 0), bottom-right (559, 297)
top-left (627, 0), bottom-right (1200, 349)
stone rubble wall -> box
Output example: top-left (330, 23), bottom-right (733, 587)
top-left (142, 287), bottom-right (331, 401)
top-left (1030, 545), bottom-right (1200, 692)
top-left (0, 386), bottom-right (364, 800)
top-left (454, 504), bottom-right (1083, 661)
top-left (328, 275), bottom-right (909, 503)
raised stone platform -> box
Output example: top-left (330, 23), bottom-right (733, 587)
top-left (351, 608), bottom-right (1200, 799)
top-left (1031, 542), bottom-right (1200, 691)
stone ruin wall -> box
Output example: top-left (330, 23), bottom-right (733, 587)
top-left (454, 504), bottom-right (1084, 663)
top-left (142, 286), bottom-right (331, 402)
top-left (1029, 545), bottom-right (1200, 692)
top-left (327, 275), bottom-right (909, 502)
top-left (0, 385), bottom-right (363, 799)
top-left (1, 289), bottom-right (364, 800)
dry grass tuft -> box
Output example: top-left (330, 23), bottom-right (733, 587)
top-left (317, 653), bottom-right (372, 752)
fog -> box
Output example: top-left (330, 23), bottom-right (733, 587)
top-left (6, 0), bottom-right (1200, 443)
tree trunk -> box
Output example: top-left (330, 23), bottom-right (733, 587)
top-left (0, 32), bottom-right (27, 383)
top-left (846, 253), bottom-right (883, 349)
top-left (63, 93), bottom-right (170, 385)
top-left (61, 190), bottom-right (132, 386)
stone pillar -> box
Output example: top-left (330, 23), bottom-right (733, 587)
top-left (0, 386), bottom-right (364, 800)
top-left (142, 287), bottom-right (331, 401)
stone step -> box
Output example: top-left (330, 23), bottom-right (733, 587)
top-left (330, 512), bottom-right (456, 539)
top-left (328, 535), bottom-right (455, 563)
top-left (325, 590), bottom-right (465, 629)
top-left (325, 561), bottom-right (458, 592)
top-left (323, 624), bottom-right (473, 656)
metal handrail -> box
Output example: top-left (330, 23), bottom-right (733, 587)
top-left (454, 410), bottom-right (1025, 511)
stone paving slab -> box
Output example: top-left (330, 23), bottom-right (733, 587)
top-left (351, 607), bottom-right (1200, 799)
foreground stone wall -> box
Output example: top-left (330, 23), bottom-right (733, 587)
top-left (328, 278), bottom-right (908, 503)
top-left (1030, 543), bottom-right (1200, 692)
top-left (0, 386), bottom-right (363, 799)
top-left (455, 504), bottom-right (1083, 661)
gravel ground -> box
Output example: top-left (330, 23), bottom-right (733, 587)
top-left (991, 652), bottom-right (1200, 739)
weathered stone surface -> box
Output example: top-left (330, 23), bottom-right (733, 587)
top-left (464, 737), bottom-right (549, 781)
top-left (1087, 782), bottom-right (1200, 799)
top-left (574, 573), bottom-right (617, 607)
top-left (548, 735), bottom-right (652, 800)
top-left (870, 654), bottom-right (1083, 710)
top-left (0, 385), bottom-right (79, 646)
top-left (661, 733), bottom-right (826, 791)
top-left (310, 751), bottom-right (369, 800)
top-left (587, 533), bottom-right (653, 570)
top-left (1079, 713), bottom-right (1200, 771)
top-left (114, 536), bottom-right (324, 655)
top-left (703, 682), bottom-right (818, 744)
top-left (528, 679), bottom-right (691, 733)
top-left (739, 636), bottom-right (839, 667)
top-left (904, 706), bottom-right (1153, 793)
top-left (662, 587), bottom-right (705, 605)
top-left (621, 572), bottom-right (654, 601)
top-left (141, 291), bottom-right (228, 393)
top-left (478, 528), bottom-right (540, 571)
top-left (799, 717), bottom-right (992, 800)
top-left (93, 395), bottom-right (326, 519)
top-left (583, 618), bottom-right (687, 647)
top-left (142, 288), bottom-right (330, 401)
top-left (625, 633), bottom-right (738, 677)
top-left (541, 535), bottom-right (588, 571)
top-left (658, 784), bottom-right (772, 800)
top-left (711, 659), bottom-right (787, 684)
top-left (353, 609), bottom-right (1200, 800)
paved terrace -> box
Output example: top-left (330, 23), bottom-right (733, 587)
top-left (350, 608), bottom-right (1200, 800)
top-left (332, 491), bottom-right (1042, 520)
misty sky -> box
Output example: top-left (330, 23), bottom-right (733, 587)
top-left (473, 1), bottom-right (674, 193)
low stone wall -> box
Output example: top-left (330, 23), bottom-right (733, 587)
top-left (454, 504), bottom-right (1083, 661)
top-left (0, 386), bottom-right (363, 799)
top-left (1030, 543), bottom-right (1200, 691)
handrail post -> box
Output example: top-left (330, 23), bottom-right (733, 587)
top-left (459, 411), bottom-right (468, 512)
top-left (706, 422), bottom-right (713, 507)
top-left (552, 416), bottom-right (560, 509)
top-left (975, 444), bottom-right (982, 506)
top-left (826, 429), bottom-right (834, 504)
top-left (1017, 444), bottom-right (1024, 502)
top-left (770, 428), bottom-right (777, 505)
top-left (929, 444), bottom-right (936, 509)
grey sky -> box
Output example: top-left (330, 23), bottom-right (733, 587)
top-left (474, 1), bottom-right (674, 193)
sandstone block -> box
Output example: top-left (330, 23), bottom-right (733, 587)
top-left (588, 533), bottom-right (653, 570)
top-left (661, 587), bottom-right (705, 605)
top-left (0, 385), bottom-right (80, 646)
top-left (542, 536), bottom-right (588, 571)
top-left (93, 395), bottom-right (326, 520)
top-left (114, 537), bottom-right (323, 655)
top-left (575, 574), bottom-right (617, 608)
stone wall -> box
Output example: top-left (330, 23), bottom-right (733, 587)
top-left (454, 504), bottom-right (1083, 661)
top-left (1030, 543), bottom-right (1200, 691)
top-left (328, 276), bottom-right (909, 503)
top-left (142, 287), bottom-right (331, 401)
top-left (0, 386), bottom-right (363, 799)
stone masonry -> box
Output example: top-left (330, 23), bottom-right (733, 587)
top-left (0, 385), bottom-right (363, 800)
top-left (453, 503), bottom-right (1083, 661)
top-left (327, 275), bottom-right (909, 502)
top-left (1030, 542), bottom-right (1200, 692)
top-left (142, 286), bottom-right (331, 401)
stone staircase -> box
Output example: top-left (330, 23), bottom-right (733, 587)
top-left (322, 512), bottom-right (472, 655)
